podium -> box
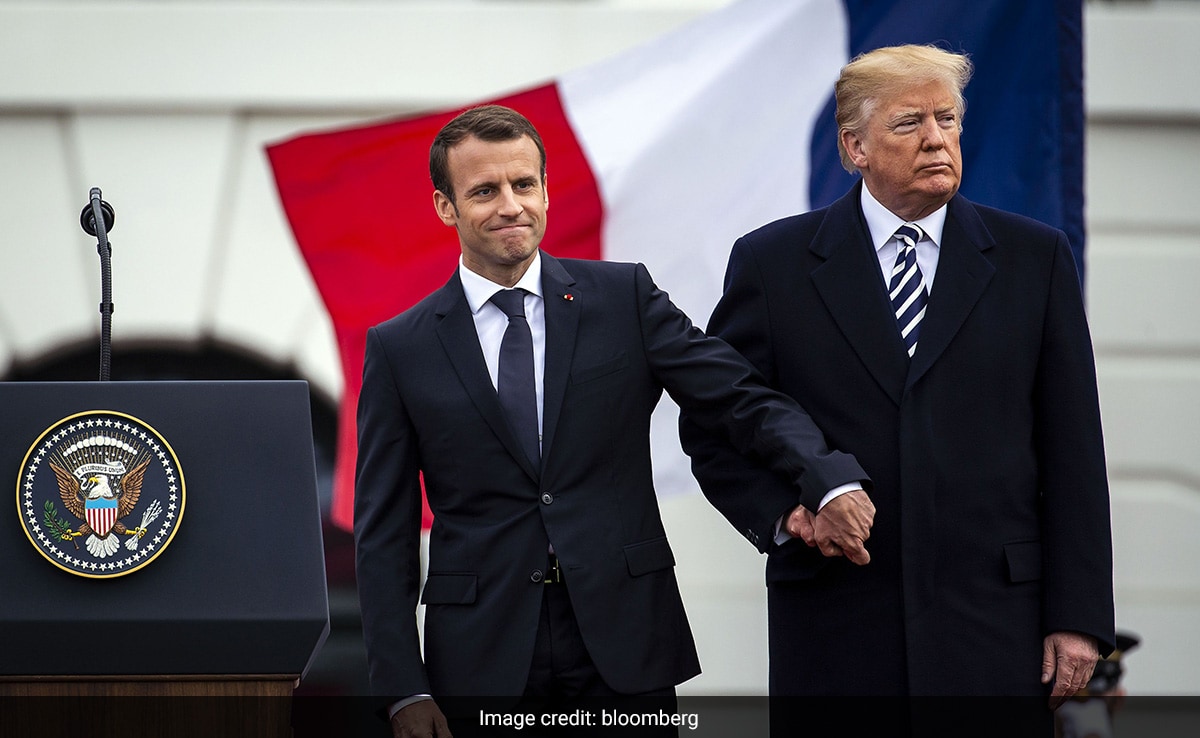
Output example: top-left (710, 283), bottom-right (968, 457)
top-left (0, 381), bottom-right (330, 737)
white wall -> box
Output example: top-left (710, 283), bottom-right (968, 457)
top-left (0, 0), bottom-right (1195, 696)
top-left (1086, 1), bottom-right (1200, 696)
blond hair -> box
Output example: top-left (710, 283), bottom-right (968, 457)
top-left (834, 45), bottom-right (973, 173)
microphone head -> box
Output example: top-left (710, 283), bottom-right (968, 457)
top-left (80, 199), bottom-right (115, 237)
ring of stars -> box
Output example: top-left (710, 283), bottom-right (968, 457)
top-left (17, 411), bottom-right (185, 578)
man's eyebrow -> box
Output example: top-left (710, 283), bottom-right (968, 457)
top-left (886, 108), bottom-right (921, 122)
top-left (465, 178), bottom-right (499, 192)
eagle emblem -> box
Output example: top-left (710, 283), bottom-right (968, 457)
top-left (16, 411), bottom-right (185, 578)
top-left (51, 452), bottom-right (151, 558)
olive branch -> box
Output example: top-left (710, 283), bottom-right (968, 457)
top-left (43, 501), bottom-right (79, 549)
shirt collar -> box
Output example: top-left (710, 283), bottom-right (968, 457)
top-left (459, 251), bottom-right (544, 315)
top-left (860, 182), bottom-right (947, 252)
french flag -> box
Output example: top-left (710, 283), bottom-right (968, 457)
top-left (267, 0), bottom-right (1083, 531)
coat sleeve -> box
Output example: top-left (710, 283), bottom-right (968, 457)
top-left (1034, 236), bottom-right (1116, 654)
top-left (354, 326), bottom-right (431, 701)
top-left (628, 256), bottom-right (866, 554)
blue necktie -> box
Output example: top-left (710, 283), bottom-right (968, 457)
top-left (889, 223), bottom-right (929, 358)
top-left (489, 289), bottom-right (540, 466)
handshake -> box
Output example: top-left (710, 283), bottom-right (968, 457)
top-left (786, 489), bottom-right (875, 565)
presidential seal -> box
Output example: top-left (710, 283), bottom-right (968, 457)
top-left (16, 411), bottom-right (185, 578)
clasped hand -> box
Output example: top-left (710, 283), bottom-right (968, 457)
top-left (786, 489), bottom-right (875, 565)
top-left (392, 699), bottom-right (452, 738)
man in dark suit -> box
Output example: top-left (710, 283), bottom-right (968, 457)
top-left (679, 45), bottom-right (1114, 730)
top-left (354, 105), bottom-right (871, 737)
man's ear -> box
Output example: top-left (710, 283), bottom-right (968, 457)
top-left (433, 189), bottom-right (457, 226)
top-left (842, 129), bottom-right (868, 169)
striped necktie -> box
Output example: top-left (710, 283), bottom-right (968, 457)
top-left (888, 223), bottom-right (929, 358)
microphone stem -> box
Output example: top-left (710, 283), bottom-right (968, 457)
top-left (92, 197), bottom-right (113, 382)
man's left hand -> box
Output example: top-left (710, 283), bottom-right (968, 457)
top-left (784, 489), bottom-right (874, 565)
top-left (1042, 631), bottom-right (1099, 709)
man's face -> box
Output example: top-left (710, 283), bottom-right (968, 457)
top-left (842, 80), bottom-right (963, 221)
top-left (434, 134), bottom-right (547, 286)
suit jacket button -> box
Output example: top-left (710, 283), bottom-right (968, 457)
top-left (541, 492), bottom-right (554, 505)
top-left (530, 569), bottom-right (544, 583)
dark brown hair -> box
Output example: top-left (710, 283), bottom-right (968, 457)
top-left (430, 105), bottom-right (547, 201)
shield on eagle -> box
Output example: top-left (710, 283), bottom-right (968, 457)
top-left (85, 496), bottom-right (120, 538)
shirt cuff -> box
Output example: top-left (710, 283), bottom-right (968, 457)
top-left (819, 483), bottom-right (863, 511)
top-left (389, 694), bottom-right (433, 719)
top-left (773, 482), bottom-right (866, 545)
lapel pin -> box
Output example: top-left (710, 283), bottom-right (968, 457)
top-left (563, 293), bottom-right (574, 301)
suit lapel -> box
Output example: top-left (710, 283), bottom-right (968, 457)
top-left (434, 273), bottom-right (541, 483)
top-left (538, 253), bottom-right (580, 468)
top-left (904, 195), bottom-right (995, 391)
top-left (811, 186), bottom-right (909, 406)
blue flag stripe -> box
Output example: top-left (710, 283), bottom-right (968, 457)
top-left (809, 0), bottom-right (1086, 279)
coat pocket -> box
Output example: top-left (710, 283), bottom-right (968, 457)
top-left (1003, 540), bottom-right (1043, 583)
top-left (570, 352), bottom-right (629, 385)
top-left (623, 536), bottom-right (676, 577)
top-left (420, 573), bottom-right (478, 604)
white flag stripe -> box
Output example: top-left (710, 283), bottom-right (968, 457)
top-left (558, 0), bottom-right (849, 498)
top-left (560, 0), bottom-right (848, 322)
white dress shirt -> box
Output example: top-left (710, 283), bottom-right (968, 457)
top-left (859, 182), bottom-right (946, 294)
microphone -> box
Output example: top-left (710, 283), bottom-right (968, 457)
top-left (81, 188), bottom-right (115, 381)
top-left (80, 188), bottom-right (115, 237)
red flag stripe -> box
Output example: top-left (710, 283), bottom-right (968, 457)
top-left (268, 83), bottom-right (603, 530)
